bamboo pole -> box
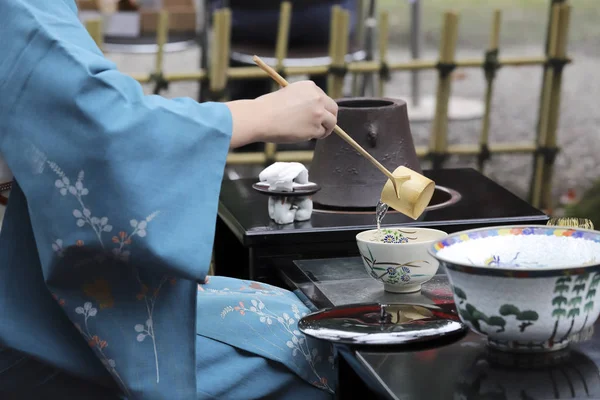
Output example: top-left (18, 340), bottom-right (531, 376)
top-left (208, 10), bottom-right (222, 95)
top-left (85, 18), bottom-right (104, 50)
top-left (532, 0), bottom-right (568, 199)
top-left (273, 2), bottom-right (292, 87)
top-left (428, 11), bottom-right (460, 170)
top-left (327, 6), bottom-right (341, 95)
top-left (264, 1), bottom-right (293, 164)
top-left (225, 142), bottom-right (541, 165)
top-left (540, 3), bottom-right (571, 210)
top-left (445, 142), bottom-right (537, 155)
top-left (208, 9), bottom-right (231, 102)
top-left (337, 10), bottom-right (350, 98)
top-left (327, 7), bottom-right (349, 99)
top-left (478, 9), bottom-right (502, 172)
top-left (227, 150), bottom-right (315, 164)
top-left (155, 10), bottom-right (169, 75)
top-left (531, 4), bottom-right (561, 209)
top-left (377, 11), bottom-right (390, 97)
top-left (352, 0), bottom-right (366, 96)
top-left (128, 56), bottom-right (560, 85)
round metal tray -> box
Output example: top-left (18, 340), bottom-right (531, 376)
top-left (298, 302), bottom-right (467, 347)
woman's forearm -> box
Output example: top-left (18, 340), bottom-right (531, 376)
top-left (225, 100), bottom-right (268, 149)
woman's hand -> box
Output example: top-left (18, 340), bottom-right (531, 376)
top-left (227, 81), bottom-right (338, 148)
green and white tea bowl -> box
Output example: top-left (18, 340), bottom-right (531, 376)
top-left (356, 227), bottom-right (448, 293)
top-left (429, 225), bottom-right (600, 353)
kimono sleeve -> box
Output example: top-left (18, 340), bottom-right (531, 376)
top-left (1, 0), bottom-right (232, 282)
top-left (0, 1), bottom-right (233, 398)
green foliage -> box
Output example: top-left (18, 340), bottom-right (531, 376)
top-left (454, 287), bottom-right (467, 301)
top-left (517, 310), bottom-right (539, 322)
top-left (568, 308), bottom-right (581, 318)
top-left (569, 297), bottom-right (583, 307)
top-left (573, 284), bottom-right (586, 294)
top-left (552, 296), bottom-right (567, 306)
top-left (566, 180), bottom-right (600, 229)
top-left (554, 284), bottom-right (570, 294)
top-left (586, 289), bottom-right (596, 300)
top-left (557, 277), bottom-right (572, 284)
top-left (499, 304), bottom-right (520, 316)
top-left (487, 316), bottom-right (506, 329)
top-left (552, 308), bottom-right (567, 318)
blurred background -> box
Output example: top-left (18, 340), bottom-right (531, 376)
top-left (77, 0), bottom-right (600, 222)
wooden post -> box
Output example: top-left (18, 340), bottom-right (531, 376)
top-left (264, 1), bottom-right (292, 164)
top-left (134, 55), bottom-right (558, 85)
top-left (273, 2), bottom-right (292, 88)
top-left (327, 6), bottom-right (341, 95)
top-left (478, 10), bottom-right (501, 172)
top-left (531, 4), bottom-right (561, 209)
top-left (155, 10), bottom-right (169, 75)
top-left (208, 8), bottom-right (231, 102)
top-left (328, 6), bottom-right (349, 99)
top-left (529, 0), bottom-right (567, 203)
top-left (85, 18), bottom-right (104, 51)
top-left (540, 3), bottom-right (571, 210)
top-left (352, 0), bottom-right (366, 96)
top-left (151, 10), bottom-right (170, 95)
top-left (428, 11), bottom-right (460, 170)
top-left (377, 11), bottom-right (390, 97)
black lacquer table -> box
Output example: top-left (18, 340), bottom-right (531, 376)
top-left (214, 168), bottom-right (548, 282)
top-left (280, 257), bottom-right (600, 400)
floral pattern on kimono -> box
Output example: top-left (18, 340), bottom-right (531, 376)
top-left (0, 1), bottom-right (338, 399)
top-left (197, 277), bottom-right (337, 393)
top-left (37, 161), bottom-right (199, 399)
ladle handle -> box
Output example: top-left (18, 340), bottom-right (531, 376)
top-left (331, 126), bottom-right (395, 181)
top-left (252, 55), bottom-right (396, 182)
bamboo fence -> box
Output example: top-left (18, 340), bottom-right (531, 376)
top-left (85, 1), bottom-right (572, 211)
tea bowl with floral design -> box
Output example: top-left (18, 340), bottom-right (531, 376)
top-left (356, 227), bottom-right (448, 293)
top-left (429, 225), bottom-right (600, 353)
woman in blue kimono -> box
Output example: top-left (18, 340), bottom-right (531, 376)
top-left (0, 0), bottom-right (339, 399)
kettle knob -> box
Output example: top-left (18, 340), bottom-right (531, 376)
top-left (367, 125), bottom-right (378, 148)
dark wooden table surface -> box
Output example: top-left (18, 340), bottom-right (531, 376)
top-left (214, 168), bottom-right (548, 282)
top-left (281, 257), bottom-right (600, 400)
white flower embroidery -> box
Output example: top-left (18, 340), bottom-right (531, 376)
top-left (51, 239), bottom-right (64, 257)
top-left (73, 302), bottom-right (129, 397)
top-left (48, 161), bottom-right (165, 384)
top-left (221, 298), bottom-right (334, 392)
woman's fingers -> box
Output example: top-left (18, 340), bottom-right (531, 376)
top-left (323, 95), bottom-right (339, 118)
top-left (318, 111), bottom-right (337, 139)
top-left (316, 86), bottom-right (339, 117)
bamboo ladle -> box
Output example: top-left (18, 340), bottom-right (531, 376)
top-left (252, 55), bottom-right (409, 199)
top-left (253, 55), bottom-right (436, 219)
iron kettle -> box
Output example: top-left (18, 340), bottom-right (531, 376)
top-left (309, 97), bottom-right (422, 209)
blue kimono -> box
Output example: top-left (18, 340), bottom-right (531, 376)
top-left (0, 0), bottom-right (335, 398)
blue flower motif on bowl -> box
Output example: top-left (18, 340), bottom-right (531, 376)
top-left (383, 234), bottom-right (396, 243)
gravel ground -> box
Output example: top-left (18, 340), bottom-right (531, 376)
top-left (106, 41), bottom-right (599, 205)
